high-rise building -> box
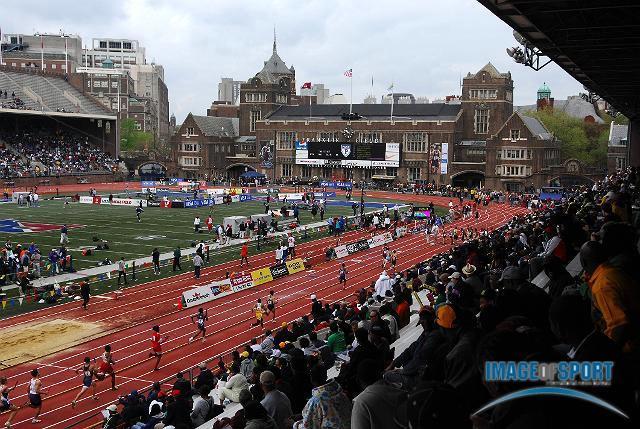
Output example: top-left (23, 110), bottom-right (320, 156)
top-left (382, 93), bottom-right (416, 104)
top-left (218, 78), bottom-right (242, 104)
top-left (0, 32), bottom-right (82, 74)
top-left (300, 83), bottom-right (329, 104)
top-left (363, 95), bottom-right (377, 104)
top-left (75, 38), bottom-right (169, 144)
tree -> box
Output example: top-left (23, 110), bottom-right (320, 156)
top-left (120, 118), bottom-right (153, 152)
top-left (529, 107), bottom-right (608, 167)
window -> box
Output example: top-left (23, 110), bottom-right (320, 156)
top-left (99, 41), bottom-right (107, 49)
top-left (123, 42), bottom-right (132, 50)
top-left (318, 132), bottom-right (339, 142)
top-left (363, 169), bottom-right (373, 180)
top-left (281, 164), bottom-right (292, 177)
top-left (544, 149), bottom-right (560, 160)
top-left (498, 165), bottom-right (531, 177)
top-left (186, 127), bottom-right (195, 136)
top-left (181, 143), bottom-right (199, 152)
top-left (409, 167), bottom-right (421, 181)
top-left (111, 81), bottom-right (118, 88)
top-left (87, 81), bottom-right (91, 88)
top-left (466, 148), bottom-right (486, 156)
top-left (51, 64), bottom-right (57, 69)
top-left (505, 91), bottom-right (513, 102)
top-left (357, 132), bottom-right (382, 143)
top-left (214, 145), bottom-right (219, 153)
top-left (469, 89), bottom-right (497, 99)
top-left (11, 63), bottom-right (16, 67)
top-left (111, 102), bottom-right (118, 110)
top-left (616, 157), bottom-right (628, 169)
top-left (108, 41), bottom-right (121, 49)
top-left (474, 109), bottom-right (489, 134)
top-left (386, 167), bottom-right (398, 177)
top-left (276, 94), bottom-right (287, 103)
top-left (101, 81), bottom-right (108, 88)
top-left (62, 64), bottom-right (67, 70)
top-left (246, 93), bottom-right (267, 102)
top-left (241, 144), bottom-right (255, 152)
top-left (510, 129), bottom-right (520, 140)
top-left (249, 110), bottom-right (261, 132)
top-left (505, 182), bottom-right (521, 192)
top-left (619, 138), bottom-right (628, 147)
top-left (93, 81), bottom-right (101, 88)
top-left (404, 133), bottom-right (427, 152)
top-left (276, 131), bottom-right (296, 150)
top-left (301, 165), bottom-right (312, 177)
top-left (179, 157), bottom-right (202, 166)
top-left (499, 148), bottom-right (530, 160)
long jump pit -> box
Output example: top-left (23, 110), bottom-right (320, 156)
top-left (0, 319), bottom-right (103, 369)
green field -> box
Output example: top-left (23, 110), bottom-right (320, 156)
top-left (0, 195), bottom-right (415, 273)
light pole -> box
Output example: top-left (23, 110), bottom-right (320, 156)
top-left (359, 180), bottom-right (365, 224)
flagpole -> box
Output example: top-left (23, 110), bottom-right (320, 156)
top-left (349, 70), bottom-right (353, 115)
top-left (0, 27), bottom-right (3, 66)
top-left (40, 35), bottom-right (44, 71)
top-left (390, 83), bottom-right (394, 123)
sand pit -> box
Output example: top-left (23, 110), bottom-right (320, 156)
top-left (0, 319), bottom-right (103, 368)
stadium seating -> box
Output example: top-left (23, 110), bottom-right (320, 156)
top-left (0, 69), bottom-right (111, 115)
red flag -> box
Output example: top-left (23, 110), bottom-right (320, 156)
top-left (301, 82), bottom-right (312, 89)
top-left (344, 68), bottom-right (352, 77)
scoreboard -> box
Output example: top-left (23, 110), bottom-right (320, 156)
top-left (296, 141), bottom-right (400, 167)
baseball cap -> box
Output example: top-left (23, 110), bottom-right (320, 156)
top-left (240, 351), bottom-right (249, 358)
top-left (198, 362), bottom-right (207, 369)
top-left (281, 322), bottom-right (288, 328)
top-left (448, 272), bottom-right (461, 280)
top-left (107, 404), bottom-right (117, 412)
top-left (272, 349), bottom-right (282, 358)
top-left (435, 304), bottom-right (457, 329)
top-left (279, 341), bottom-right (287, 349)
top-left (438, 273), bottom-right (450, 283)
top-left (310, 294), bottom-right (317, 300)
top-left (259, 370), bottom-right (276, 386)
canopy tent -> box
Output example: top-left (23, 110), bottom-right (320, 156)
top-left (240, 171), bottom-right (266, 179)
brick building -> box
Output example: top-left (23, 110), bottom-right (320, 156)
top-left (171, 114), bottom-right (239, 179)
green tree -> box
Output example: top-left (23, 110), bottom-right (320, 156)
top-left (120, 118), bottom-right (153, 152)
top-left (529, 107), bottom-right (607, 167)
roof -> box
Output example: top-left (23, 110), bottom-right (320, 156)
top-left (608, 123), bottom-right (628, 146)
top-left (538, 82), bottom-right (551, 93)
top-left (518, 112), bottom-right (553, 140)
top-left (516, 96), bottom-right (605, 124)
top-left (266, 103), bottom-right (461, 121)
top-left (252, 35), bottom-right (293, 84)
top-left (191, 115), bottom-right (239, 138)
top-left (467, 62), bottom-right (510, 79)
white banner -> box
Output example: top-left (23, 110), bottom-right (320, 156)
top-left (78, 196), bottom-right (148, 207)
top-left (182, 275), bottom-right (259, 308)
top-left (335, 245), bottom-right (349, 258)
top-left (367, 232), bottom-right (393, 248)
top-left (440, 143), bottom-right (449, 175)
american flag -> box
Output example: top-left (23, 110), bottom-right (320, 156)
top-left (344, 68), bottom-right (352, 78)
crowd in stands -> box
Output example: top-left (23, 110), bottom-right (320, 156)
top-left (95, 168), bottom-right (639, 429)
top-left (0, 131), bottom-right (118, 177)
top-left (0, 89), bottom-right (32, 111)
top-left (0, 144), bottom-right (31, 178)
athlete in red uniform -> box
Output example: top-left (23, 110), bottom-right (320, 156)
top-left (148, 325), bottom-right (169, 371)
top-left (95, 345), bottom-right (117, 390)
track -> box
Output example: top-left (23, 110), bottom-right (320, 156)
top-left (0, 196), bottom-right (527, 429)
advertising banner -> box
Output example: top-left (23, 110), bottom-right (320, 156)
top-left (79, 196), bottom-right (148, 207)
top-left (269, 263), bottom-right (289, 279)
top-left (367, 232), bottom-right (393, 249)
top-left (160, 200), bottom-right (172, 208)
top-left (239, 194), bottom-right (253, 202)
top-left (440, 143), bottom-right (449, 175)
top-left (251, 267), bottom-right (274, 286)
top-left (214, 196), bottom-right (225, 205)
top-left (334, 245), bottom-right (349, 259)
top-left (285, 258), bottom-right (305, 274)
top-left (230, 273), bottom-right (254, 292)
top-left (141, 181), bottom-right (156, 187)
top-left (184, 199), bottom-right (213, 208)
top-left (182, 279), bottom-right (231, 308)
top-left (319, 181), bottom-right (353, 189)
top-left (346, 239), bottom-right (370, 255)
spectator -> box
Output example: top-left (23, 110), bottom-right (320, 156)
top-left (243, 400), bottom-right (278, 429)
top-left (259, 370), bottom-right (293, 429)
top-left (219, 363), bottom-right (249, 405)
top-left (326, 322), bottom-right (346, 354)
top-left (193, 362), bottom-right (216, 392)
top-left (295, 364), bottom-right (352, 429)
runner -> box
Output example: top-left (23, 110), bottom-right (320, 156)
top-left (382, 245), bottom-right (391, 270)
top-left (95, 345), bottom-right (117, 390)
top-left (80, 281), bottom-right (90, 310)
top-left (71, 357), bottom-right (98, 409)
top-left (0, 376), bottom-right (18, 428)
top-left (287, 233), bottom-right (296, 259)
top-left (24, 369), bottom-right (45, 424)
top-left (251, 299), bottom-right (265, 328)
top-left (189, 308), bottom-right (208, 343)
top-left (148, 325), bottom-right (170, 370)
top-left (338, 263), bottom-right (348, 290)
top-left (206, 215), bottom-right (214, 233)
top-left (240, 241), bottom-right (249, 267)
top-left (390, 250), bottom-right (398, 272)
top-left (135, 206), bottom-right (144, 223)
top-left (266, 291), bottom-right (277, 321)
top-left (152, 248), bottom-right (161, 275)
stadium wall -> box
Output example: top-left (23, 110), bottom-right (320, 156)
top-left (0, 172), bottom-right (126, 189)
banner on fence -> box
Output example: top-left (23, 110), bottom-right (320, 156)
top-left (79, 196), bottom-right (148, 207)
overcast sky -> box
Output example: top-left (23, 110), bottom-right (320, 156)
top-left (4, 0), bottom-right (584, 123)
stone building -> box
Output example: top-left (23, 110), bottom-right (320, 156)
top-left (608, 123), bottom-right (629, 174)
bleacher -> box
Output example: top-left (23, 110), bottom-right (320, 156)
top-left (0, 69), bottom-right (111, 115)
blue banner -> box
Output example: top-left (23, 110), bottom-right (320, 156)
top-left (319, 181), bottom-right (353, 189)
top-left (184, 199), bottom-right (213, 208)
top-left (239, 194), bottom-right (253, 202)
top-left (141, 180), bottom-right (156, 187)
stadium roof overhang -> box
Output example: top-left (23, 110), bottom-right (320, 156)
top-left (0, 108), bottom-right (116, 121)
top-left (477, 0), bottom-right (640, 120)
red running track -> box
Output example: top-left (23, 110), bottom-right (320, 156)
top-left (0, 197), bottom-right (527, 429)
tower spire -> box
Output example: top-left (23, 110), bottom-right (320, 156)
top-left (273, 25), bottom-right (277, 54)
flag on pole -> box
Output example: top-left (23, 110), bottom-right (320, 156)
top-left (344, 69), bottom-right (352, 78)
top-left (301, 82), bottom-right (312, 89)
top-left (388, 83), bottom-right (394, 91)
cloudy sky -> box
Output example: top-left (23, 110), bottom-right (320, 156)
top-left (4, 0), bottom-right (584, 123)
